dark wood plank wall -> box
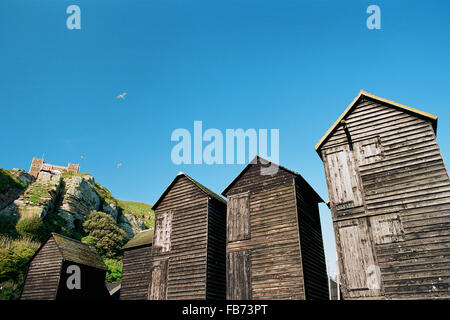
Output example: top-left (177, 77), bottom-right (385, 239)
top-left (295, 179), bottom-right (329, 300)
top-left (151, 176), bottom-right (210, 300)
top-left (120, 246), bottom-right (152, 300)
top-left (206, 198), bottom-right (226, 299)
top-left (321, 97), bottom-right (450, 299)
top-left (21, 237), bottom-right (63, 300)
top-left (226, 163), bottom-right (306, 300)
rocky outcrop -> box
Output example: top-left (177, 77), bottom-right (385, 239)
top-left (0, 169), bottom-right (34, 211)
top-left (0, 171), bottom-right (62, 219)
top-left (57, 174), bottom-right (101, 230)
top-left (0, 169), bottom-right (151, 239)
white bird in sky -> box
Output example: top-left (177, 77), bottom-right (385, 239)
top-left (117, 92), bottom-right (127, 99)
top-left (117, 162), bottom-right (123, 168)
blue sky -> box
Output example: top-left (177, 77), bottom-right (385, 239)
top-left (1, 0), bottom-right (450, 277)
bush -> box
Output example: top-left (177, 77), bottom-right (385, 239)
top-left (104, 258), bottom-right (122, 283)
top-left (0, 215), bottom-right (19, 237)
top-left (15, 216), bottom-right (47, 242)
top-left (82, 211), bottom-right (126, 258)
top-left (0, 236), bottom-right (39, 300)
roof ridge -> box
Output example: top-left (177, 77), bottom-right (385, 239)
top-left (221, 155), bottom-right (324, 202)
top-left (314, 90), bottom-right (438, 153)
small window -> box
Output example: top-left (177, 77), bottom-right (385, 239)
top-left (153, 211), bottom-right (172, 252)
top-left (355, 137), bottom-right (384, 166)
top-left (370, 214), bottom-right (405, 244)
top-left (227, 193), bottom-right (250, 242)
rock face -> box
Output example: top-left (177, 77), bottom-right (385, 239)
top-left (0, 170), bottom-right (151, 239)
top-left (0, 169), bottom-right (34, 211)
top-left (58, 174), bottom-right (101, 231)
top-left (0, 171), bottom-right (63, 219)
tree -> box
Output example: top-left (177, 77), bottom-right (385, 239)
top-left (81, 211), bottom-right (125, 258)
top-left (104, 258), bottom-right (122, 283)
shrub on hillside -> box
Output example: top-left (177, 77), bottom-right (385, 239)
top-left (15, 216), bottom-right (47, 242)
top-left (0, 215), bottom-right (19, 238)
top-left (0, 236), bottom-right (40, 300)
top-left (82, 210), bottom-right (126, 258)
top-left (104, 258), bottom-right (122, 283)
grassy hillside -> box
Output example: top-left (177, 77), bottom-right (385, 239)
top-left (0, 169), bottom-right (28, 194)
top-left (0, 169), bottom-right (155, 300)
top-left (117, 200), bottom-right (154, 228)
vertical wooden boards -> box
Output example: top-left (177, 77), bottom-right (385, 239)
top-left (324, 147), bottom-right (363, 208)
top-left (336, 218), bottom-right (380, 298)
top-left (20, 237), bottom-right (63, 300)
top-left (148, 259), bottom-right (168, 300)
top-left (227, 193), bottom-right (250, 242)
top-left (153, 211), bottom-right (172, 253)
top-left (227, 250), bottom-right (252, 300)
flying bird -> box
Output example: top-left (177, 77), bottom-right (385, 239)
top-left (117, 162), bottom-right (123, 168)
top-left (117, 92), bottom-right (127, 99)
top-left (80, 155), bottom-right (85, 160)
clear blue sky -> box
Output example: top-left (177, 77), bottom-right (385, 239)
top-left (2, 0), bottom-right (450, 278)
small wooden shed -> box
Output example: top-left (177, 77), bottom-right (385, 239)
top-left (21, 233), bottom-right (109, 300)
top-left (315, 90), bottom-right (450, 299)
top-left (148, 172), bottom-right (226, 300)
top-left (120, 229), bottom-right (153, 300)
top-left (222, 156), bottom-right (328, 300)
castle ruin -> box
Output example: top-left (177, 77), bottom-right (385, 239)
top-left (29, 157), bottom-right (80, 179)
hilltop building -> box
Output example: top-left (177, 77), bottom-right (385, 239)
top-left (29, 157), bottom-right (79, 179)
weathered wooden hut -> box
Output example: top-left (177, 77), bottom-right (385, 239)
top-left (21, 233), bottom-right (109, 300)
top-left (120, 229), bottom-right (153, 300)
top-left (148, 172), bottom-right (226, 300)
top-left (315, 90), bottom-right (450, 299)
top-left (222, 156), bottom-right (328, 300)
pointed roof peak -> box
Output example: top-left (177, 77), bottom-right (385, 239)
top-left (152, 172), bottom-right (226, 210)
top-left (314, 90), bottom-right (438, 153)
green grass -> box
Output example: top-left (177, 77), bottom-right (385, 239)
top-left (117, 200), bottom-right (153, 217)
top-left (24, 184), bottom-right (50, 205)
top-left (117, 200), bottom-right (155, 228)
top-left (61, 172), bottom-right (91, 179)
top-left (0, 169), bottom-right (28, 194)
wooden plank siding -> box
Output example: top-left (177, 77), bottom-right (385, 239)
top-left (295, 180), bottom-right (329, 300)
top-left (149, 174), bottom-right (226, 300)
top-left (223, 158), bottom-right (328, 300)
top-left (120, 246), bottom-right (152, 300)
top-left (21, 233), bottom-right (108, 300)
top-left (21, 237), bottom-right (63, 300)
top-left (206, 198), bottom-right (227, 300)
top-left (319, 94), bottom-right (450, 299)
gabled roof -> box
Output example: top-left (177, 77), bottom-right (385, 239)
top-left (152, 172), bottom-right (226, 210)
top-left (122, 229), bottom-right (154, 250)
top-left (314, 90), bottom-right (438, 153)
top-left (52, 233), bottom-right (107, 270)
top-left (221, 155), bottom-right (324, 202)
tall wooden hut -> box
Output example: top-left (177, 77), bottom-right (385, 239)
top-left (120, 229), bottom-right (153, 300)
top-left (21, 233), bottom-right (109, 300)
top-left (222, 156), bottom-right (328, 300)
top-left (315, 90), bottom-right (450, 299)
top-left (148, 172), bottom-right (226, 300)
